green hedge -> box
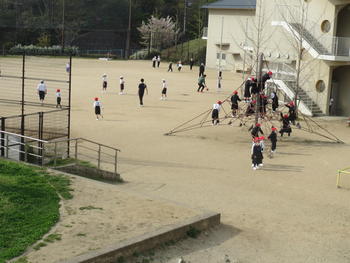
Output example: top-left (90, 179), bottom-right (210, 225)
top-left (9, 44), bottom-right (79, 56)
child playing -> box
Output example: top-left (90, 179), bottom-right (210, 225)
top-left (177, 61), bottom-right (182, 72)
top-left (119, 76), bottom-right (125, 95)
top-left (93, 97), bottom-right (103, 120)
top-left (168, 62), bottom-right (173, 72)
top-left (212, 101), bottom-right (222, 125)
top-left (231, 90), bottom-right (241, 117)
top-left (56, 89), bottom-right (62, 108)
top-left (251, 137), bottom-right (263, 170)
top-left (160, 79), bottom-right (167, 100)
top-left (102, 73), bottom-right (108, 92)
top-left (268, 126), bottom-right (278, 156)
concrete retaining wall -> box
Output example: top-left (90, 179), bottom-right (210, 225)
top-left (55, 164), bottom-right (121, 182)
top-left (60, 212), bottom-right (220, 263)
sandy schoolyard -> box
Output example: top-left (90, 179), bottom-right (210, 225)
top-left (21, 58), bottom-right (350, 262)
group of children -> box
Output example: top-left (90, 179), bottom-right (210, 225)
top-left (250, 124), bottom-right (278, 170)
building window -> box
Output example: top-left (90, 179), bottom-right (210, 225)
top-left (321, 20), bottom-right (331, 33)
top-left (316, 80), bottom-right (326, 93)
top-left (216, 53), bottom-right (226, 60)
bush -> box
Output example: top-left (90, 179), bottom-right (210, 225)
top-left (9, 44), bottom-right (79, 56)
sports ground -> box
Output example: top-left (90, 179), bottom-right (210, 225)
top-left (7, 58), bottom-right (350, 262)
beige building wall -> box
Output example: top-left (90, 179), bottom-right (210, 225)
top-left (205, 0), bottom-right (350, 115)
top-left (206, 9), bottom-right (255, 71)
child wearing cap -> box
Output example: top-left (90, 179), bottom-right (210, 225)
top-left (119, 76), bottom-right (125, 95)
top-left (258, 136), bottom-right (265, 167)
top-left (56, 89), bottom-right (62, 109)
top-left (212, 101), bottom-right (222, 125)
top-left (102, 74), bottom-right (107, 92)
top-left (268, 126), bottom-right (278, 155)
top-left (231, 90), bottom-right (241, 117)
top-left (251, 137), bottom-right (263, 170)
top-left (160, 79), bottom-right (167, 100)
top-left (93, 97), bottom-right (103, 120)
top-left (244, 77), bottom-right (254, 102)
top-left (280, 113), bottom-right (292, 136)
top-left (249, 123), bottom-right (264, 138)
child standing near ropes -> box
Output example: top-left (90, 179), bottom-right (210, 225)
top-left (251, 137), bottom-right (263, 170)
top-left (56, 89), bottom-right (62, 109)
top-left (93, 97), bottom-right (103, 120)
top-left (102, 73), bottom-right (108, 92)
top-left (119, 76), bottom-right (125, 95)
top-left (160, 79), bottom-right (167, 100)
top-left (249, 123), bottom-right (264, 138)
top-left (212, 101), bottom-right (222, 125)
top-left (268, 126), bottom-right (278, 156)
top-left (231, 91), bottom-right (241, 117)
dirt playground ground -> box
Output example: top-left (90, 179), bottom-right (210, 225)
top-left (13, 58), bottom-right (350, 262)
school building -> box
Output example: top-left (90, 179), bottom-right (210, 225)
top-left (203, 0), bottom-right (350, 116)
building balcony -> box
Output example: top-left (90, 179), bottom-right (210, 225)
top-left (272, 20), bottom-right (350, 61)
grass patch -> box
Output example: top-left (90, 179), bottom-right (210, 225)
top-left (79, 205), bottom-right (103, 211)
top-left (76, 233), bottom-right (86, 237)
top-left (186, 226), bottom-right (201, 239)
top-left (46, 158), bottom-right (96, 169)
top-left (33, 242), bottom-right (47, 251)
top-left (160, 38), bottom-right (207, 64)
top-left (13, 257), bottom-right (30, 263)
top-left (0, 159), bottom-right (72, 262)
top-left (45, 174), bottom-right (73, 200)
top-left (43, 233), bottom-right (62, 243)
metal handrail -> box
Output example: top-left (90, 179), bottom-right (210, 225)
top-left (0, 130), bottom-right (48, 143)
top-left (0, 130), bottom-right (121, 174)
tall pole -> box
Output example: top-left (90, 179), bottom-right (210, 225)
top-left (218, 16), bottom-right (224, 72)
top-left (255, 53), bottom-right (264, 124)
top-left (125, 0), bottom-right (132, 59)
top-left (183, 0), bottom-right (187, 35)
top-left (67, 55), bottom-right (72, 157)
top-left (242, 18), bottom-right (249, 81)
top-left (61, 0), bottom-right (65, 49)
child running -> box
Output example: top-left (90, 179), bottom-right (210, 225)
top-left (102, 73), bottom-right (108, 92)
top-left (119, 76), bottom-right (125, 95)
top-left (177, 61), bottom-right (182, 72)
top-left (168, 62), bottom-right (173, 72)
top-left (93, 97), bottom-right (103, 120)
top-left (160, 79), bottom-right (167, 100)
top-left (56, 89), bottom-right (62, 109)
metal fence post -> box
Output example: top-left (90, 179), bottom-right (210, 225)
top-left (5, 134), bottom-right (9, 158)
top-left (75, 139), bottom-right (78, 160)
top-left (98, 145), bottom-right (101, 169)
top-left (54, 142), bottom-right (58, 166)
top-left (0, 118), bottom-right (5, 157)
